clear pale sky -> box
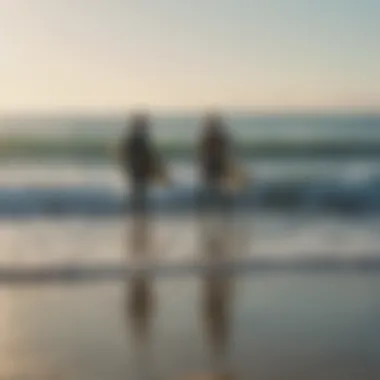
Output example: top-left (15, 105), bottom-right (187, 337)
top-left (1, 0), bottom-right (379, 113)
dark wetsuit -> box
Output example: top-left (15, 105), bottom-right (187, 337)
top-left (122, 134), bottom-right (155, 184)
top-left (121, 133), bottom-right (156, 214)
top-left (200, 133), bottom-right (229, 185)
top-left (198, 131), bottom-right (231, 212)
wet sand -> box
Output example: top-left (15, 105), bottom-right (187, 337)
top-left (1, 273), bottom-right (380, 380)
top-left (1, 212), bottom-right (380, 379)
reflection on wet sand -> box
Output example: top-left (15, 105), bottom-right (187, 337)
top-left (123, 184), bottom-right (238, 380)
top-left (125, 272), bottom-right (155, 380)
top-left (202, 273), bottom-right (233, 373)
top-left (127, 274), bottom-right (154, 343)
top-left (199, 213), bottom-right (236, 380)
top-left (176, 187), bottom-right (237, 380)
top-left (124, 196), bottom-right (155, 379)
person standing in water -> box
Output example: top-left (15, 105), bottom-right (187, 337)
top-left (199, 114), bottom-right (230, 186)
top-left (196, 115), bottom-right (238, 379)
top-left (120, 113), bottom-right (166, 215)
top-left (198, 113), bottom-right (248, 211)
top-left (120, 112), bottom-right (166, 268)
top-left (197, 113), bottom-right (233, 214)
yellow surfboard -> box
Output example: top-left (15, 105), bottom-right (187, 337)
top-left (151, 160), bottom-right (171, 187)
top-left (222, 161), bottom-right (250, 191)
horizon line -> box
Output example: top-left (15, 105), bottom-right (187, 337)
top-left (1, 106), bottom-right (380, 118)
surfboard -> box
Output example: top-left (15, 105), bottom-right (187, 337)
top-left (151, 159), bottom-right (171, 187)
top-left (222, 161), bottom-right (250, 191)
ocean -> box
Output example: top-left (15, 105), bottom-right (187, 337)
top-left (1, 113), bottom-right (380, 217)
top-left (1, 113), bottom-right (380, 379)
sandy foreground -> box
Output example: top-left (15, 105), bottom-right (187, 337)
top-left (1, 271), bottom-right (380, 380)
top-left (1, 215), bottom-right (380, 379)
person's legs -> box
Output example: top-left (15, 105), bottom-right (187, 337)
top-left (129, 181), bottom-right (153, 264)
top-left (130, 181), bottom-right (149, 216)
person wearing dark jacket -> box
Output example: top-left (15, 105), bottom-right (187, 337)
top-left (198, 113), bottom-right (233, 213)
top-left (121, 114), bottom-right (156, 183)
top-left (120, 113), bottom-right (161, 214)
top-left (199, 114), bottom-right (231, 186)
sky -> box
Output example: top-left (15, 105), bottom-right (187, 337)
top-left (0, 0), bottom-right (379, 113)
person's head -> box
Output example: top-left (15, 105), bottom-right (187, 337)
top-left (202, 112), bottom-right (225, 136)
top-left (128, 112), bottom-right (150, 137)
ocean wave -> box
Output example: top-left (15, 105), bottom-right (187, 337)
top-left (1, 178), bottom-right (379, 217)
top-left (2, 256), bottom-right (380, 284)
top-left (2, 139), bottom-right (380, 160)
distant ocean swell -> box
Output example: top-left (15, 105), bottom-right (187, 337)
top-left (1, 178), bottom-right (379, 217)
top-left (2, 138), bottom-right (380, 159)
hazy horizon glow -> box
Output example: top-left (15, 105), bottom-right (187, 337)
top-left (1, 0), bottom-right (379, 112)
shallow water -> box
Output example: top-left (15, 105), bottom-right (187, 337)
top-left (1, 161), bottom-right (380, 218)
top-left (0, 213), bottom-right (380, 379)
top-left (1, 215), bottom-right (380, 268)
top-left (1, 117), bottom-right (380, 378)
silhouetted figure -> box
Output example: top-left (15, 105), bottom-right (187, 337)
top-left (120, 118), bottom-right (157, 376)
top-left (199, 114), bottom-right (231, 187)
top-left (121, 114), bottom-right (156, 184)
top-left (197, 113), bottom-right (234, 217)
top-left (120, 113), bottom-right (159, 215)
